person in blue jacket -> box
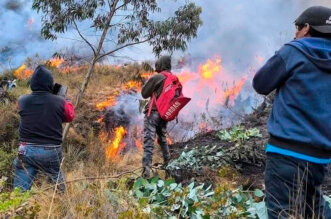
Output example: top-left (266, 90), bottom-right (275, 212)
top-left (253, 6), bottom-right (331, 219)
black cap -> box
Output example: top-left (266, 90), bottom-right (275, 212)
top-left (295, 6), bottom-right (331, 34)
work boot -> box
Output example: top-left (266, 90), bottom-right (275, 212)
top-left (142, 166), bottom-right (152, 179)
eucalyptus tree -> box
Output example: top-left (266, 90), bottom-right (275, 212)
top-left (32, 0), bottom-right (202, 139)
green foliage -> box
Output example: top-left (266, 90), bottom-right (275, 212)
top-left (0, 188), bottom-right (40, 217)
top-left (217, 126), bottom-right (262, 146)
top-left (32, 0), bottom-right (202, 56)
top-left (0, 188), bottom-right (30, 213)
top-left (124, 177), bottom-right (263, 218)
top-left (167, 145), bottom-right (231, 172)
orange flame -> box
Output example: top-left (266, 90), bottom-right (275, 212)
top-left (96, 91), bottom-right (120, 111)
top-left (47, 58), bottom-right (65, 68)
top-left (223, 78), bottom-right (246, 102)
top-left (105, 126), bottom-right (127, 158)
top-left (141, 72), bottom-right (155, 79)
top-left (135, 139), bottom-right (143, 150)
top-left (122, 80), bottom-right (142, 91)
top-left (167, 136), bottom-right (173, 145)
top-left (200, 122), bottom-right (207, 130)
top-left (199, 57), bottom-right (222, 79)
top-left (97, 117), bottom-right (104, 123)
top-left (177, 72), bottom-right (199, 84)
top-left (14, 64), bottom-right (33, 80)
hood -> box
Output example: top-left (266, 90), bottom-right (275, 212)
top-left (287, 37), bottom-right (331, 71)
top-left (30, 65), bottom-right (54, 92)
top-left (155, 56), bottom-right (171, 73)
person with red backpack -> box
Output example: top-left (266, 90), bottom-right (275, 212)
top-left (141, 56), bottom-right (190, 178)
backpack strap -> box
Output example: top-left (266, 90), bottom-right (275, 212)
top-left (160, 71), bottom-right (171, 79)
top-left (147, 72), bottom-right (170, 117)
top-left (147, 93), bottom-right (157, 117)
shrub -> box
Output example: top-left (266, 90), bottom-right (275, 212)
top-left (217, 126), bottom-right (262, 146)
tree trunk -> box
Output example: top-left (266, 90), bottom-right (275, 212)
top-left (62, 59), bottom-right (97, 140)
top-left (62, 1), bottom-right (119, 141)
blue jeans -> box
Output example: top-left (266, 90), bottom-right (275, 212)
top-left (13, 145), bottom-right (65, 192)
top-left (265, 153), bottom-right (331, 219)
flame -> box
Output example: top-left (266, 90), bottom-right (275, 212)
top-left (200, 122), bottom-right (207, 130)
top-left (105, 126), bottom-right (127, 158)
top-left (97, 117), bottom-right (103, 123)
top-left (199, 57), bottom-right (222, 79)
top-left (47, 58), bottom-right (65, 68)
top-left (96, 91), bottom-right (120, 111)
top-left (177, 72), bottom-right (199, 84)
top-left (141, 72), bottom-right (155, 79)
top-left (14, 64), bottom-right (33, 80)
top-left (135, 139), bottom-right (143, 150)
top-left (95, 80), bottom-right (141, 111)
top-left (167, 136), bottom-right (173, 145)
top-left (223, 78), bottom-right (246, 103)
top-left (122, 80), bottom-right (142, 91)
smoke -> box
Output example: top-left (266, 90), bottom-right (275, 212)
top-left (184, 0), bottom-right (329, 70)
top-left (1, 0), bottom-right (330, 69)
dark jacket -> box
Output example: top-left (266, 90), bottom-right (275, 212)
top-left (18, 66), bottom-right (74, 145)
top-left (142, 56), bottom-right (172, 113)
top-left (253, 37), bottom-right (331, 160)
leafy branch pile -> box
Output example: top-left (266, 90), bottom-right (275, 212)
top-left (122, 177), bottom-right (265, 218)
top-left (167, 126), bottom-right (264, 178)
top-left (167, 145), bottom-right (232, 173)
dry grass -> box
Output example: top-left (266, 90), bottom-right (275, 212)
top-left (30, 149), bottom-right (162, 218)
top-left (0, 62), bottom-right (169, 217)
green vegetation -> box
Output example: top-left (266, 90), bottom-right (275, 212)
top-left (0, 187), bottom-right (40, 218)
top-left (124, 177), bottom-right (263, 218)
top-left (217, 126), bottom-right (262, 146)
top-left (167, 145), bottom-right (232, 171)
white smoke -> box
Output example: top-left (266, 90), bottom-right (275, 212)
top-left (1, 0), bottom-right (330, 69)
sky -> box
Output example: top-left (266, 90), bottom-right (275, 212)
top-left (0, 0), bottom-right (330, 71)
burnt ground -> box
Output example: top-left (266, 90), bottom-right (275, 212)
top-left (168, 100), bottom-right (270, 189)
top-left (169, 98), bottom-right (331, 194)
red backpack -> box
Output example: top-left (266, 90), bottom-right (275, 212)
top-left (148, 71), bottom-right (191, 121)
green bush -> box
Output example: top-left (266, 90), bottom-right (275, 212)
top-left (217, 126), bottom-right (262, 146)
top-left (0, 188), bottom-right (40, 217)
top-left (0, 147), bottom-right (16, 179)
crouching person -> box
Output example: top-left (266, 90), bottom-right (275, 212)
top-left (13, 65), bottom-right (74, 192)
top-left (141, 56), bottom-right (172, 178)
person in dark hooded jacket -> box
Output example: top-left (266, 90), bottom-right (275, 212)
top-left (253, 6), bottom-right (331, 219)
top-left (13, 65), bottom-right (74, 192)
top-left (141, 56), bottom-right (171, 178)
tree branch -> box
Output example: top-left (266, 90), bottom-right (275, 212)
top-left (40, 167), bottom-right (143, 192)
top-left (73, 21), bottom-right (96, 56)
top-left (115, 2), bottom-right (129, 11)
top-left (96, 38), bottom-right (151, 61)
